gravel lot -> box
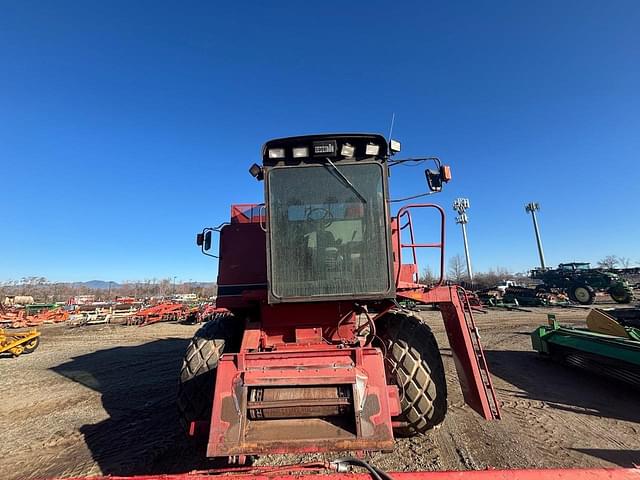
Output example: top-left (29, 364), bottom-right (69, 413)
top-left (1, 303), bottom-right (638, 479)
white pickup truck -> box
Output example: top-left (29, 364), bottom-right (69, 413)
top-left (495, 280), bottom-right (517, 294)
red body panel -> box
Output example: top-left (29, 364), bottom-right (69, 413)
top-left (207, 346), bottom-right (397, 457)
top-left (216, 221), bottom-right (267, 311)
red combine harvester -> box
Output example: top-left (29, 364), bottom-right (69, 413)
top-left (180, 133), bottom-right (501, 463)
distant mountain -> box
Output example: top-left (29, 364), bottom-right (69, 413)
top-left (69, 280), bottom-right (215, 289)
top-left (74, 280), bottom-right (121, 290)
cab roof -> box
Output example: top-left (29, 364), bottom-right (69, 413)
top-left (261, 133), bottom-right (389, 165)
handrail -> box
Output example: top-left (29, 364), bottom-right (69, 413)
top-left (394, 204), bottom-right (446, 286)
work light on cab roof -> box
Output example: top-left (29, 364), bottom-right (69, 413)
top-left (249, 134), bottom-right (452, 195)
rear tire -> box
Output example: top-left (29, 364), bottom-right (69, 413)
top-left (568, 285), bottom-right (596, 305)
top-left (376, 310), bottom-right (447, 437)
top-left (177, 312), bottom-right (242, 434)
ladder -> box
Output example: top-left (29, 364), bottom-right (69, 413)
top-left (458, 287), bottom-right (501, 420)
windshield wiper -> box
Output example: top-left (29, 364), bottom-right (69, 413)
top-left (324, 158), bottom-right (367, 204)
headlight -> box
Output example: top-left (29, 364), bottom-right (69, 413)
top-left (365, 143), bottom-right (379, 156)
top-left (268, 148), bottom-right (285, 159)
top-left (341, 143), bottom-right (355, 157)
top-left (292, 147), bottom-right (309, 158)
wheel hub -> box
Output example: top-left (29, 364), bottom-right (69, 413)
top-left (575, 287), bottom-right (590, 303)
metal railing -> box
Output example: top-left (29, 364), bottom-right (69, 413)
top-left (394, 204), bottom-right (446, 286)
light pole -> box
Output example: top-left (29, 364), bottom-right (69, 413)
top-left (525, 202), bottom-right (546, 269)
top-left (453, 198), bottom-right (473, 283)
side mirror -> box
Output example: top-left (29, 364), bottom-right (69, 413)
top-left (425, 165), bottom-right (452, 192)
top-left (196, 228), bottom-right (218, 258)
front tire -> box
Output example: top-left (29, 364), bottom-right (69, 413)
top-left (376, 310), bottom-right (447, 437)
top-left (177, 312), bottom-right (242, 434)
top-left (609, 286), bottom-right (634, 304)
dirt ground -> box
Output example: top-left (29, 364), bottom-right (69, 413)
top-left (1, 303), bottom-right (639, 480)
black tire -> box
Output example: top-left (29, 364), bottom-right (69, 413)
top-left (22, 336), bottom-right (39, 354)
top-left (568, 284), bottom-right (596, 305)
top-left (177, 312), bottom-right (242, 434)
top-left (376, 310), bottom-right (447, 437)
top-left (609, 286), bottom-right (634, 304)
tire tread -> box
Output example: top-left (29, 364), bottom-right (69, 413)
top-left (177, 312), bottom-right (240, 433)
top-left (377, 310), bottom-right (447, 437)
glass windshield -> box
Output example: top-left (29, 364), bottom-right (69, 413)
top-left (268, 162), bottom-right (391, 299)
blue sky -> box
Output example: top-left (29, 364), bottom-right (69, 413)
top-left (1, 1), bottom-right (639, 283)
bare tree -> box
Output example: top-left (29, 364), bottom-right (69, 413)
top-left (447, 254), bottom-right (466, 283)
top-left (472, 267), bottom-right (513, 290)
top-left (597, 255), bottom-right (619, 269)
top-left (1, 277), bottom-right (219, 303)
top-left (419, 266), bottom-right (437, 285)
top-left (618, 257), bottom-right (631, 268)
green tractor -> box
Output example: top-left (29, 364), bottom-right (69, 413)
top-left (531, 262), bottom-right (635, 305)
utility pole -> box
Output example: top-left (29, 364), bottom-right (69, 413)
top-left (525, 202), bottom-right (546, 269)
top-left (453, 198), bottom-right (473, 283)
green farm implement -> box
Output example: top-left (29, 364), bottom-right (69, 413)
top-left (531, 311), bottom-right (640, 388)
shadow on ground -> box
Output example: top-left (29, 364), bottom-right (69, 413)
top-left (51, 337), bottom-right (222, 476)
top-left (484, 350), bottom-right (640, 424)
top-left (572, 449), bottom-right (640, 467)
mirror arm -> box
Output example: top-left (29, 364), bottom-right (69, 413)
top-left (388, 156), bottom-right (441, 168)
top-left (198, 223), bottom-right (229, 258)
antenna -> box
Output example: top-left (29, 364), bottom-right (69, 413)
top-left (387, 112), bottom-right (396, 142)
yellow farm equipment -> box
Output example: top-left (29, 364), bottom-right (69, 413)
top-left (0, 329), bottom-right (41, 357)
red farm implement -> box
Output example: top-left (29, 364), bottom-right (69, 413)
top-left (132, 302), bottom-right (187, 326)
top-left (200, 304), bottom-right (229, 319)
top-left (1, 306), bottom-right (69, 329)
top-left (0, 304), bottom-right (24, 327)
top-left (131, 302), bottom-right (227, 326)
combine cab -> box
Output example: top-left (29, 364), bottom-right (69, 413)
top-left (180, 134), bottom-right (500, 462)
